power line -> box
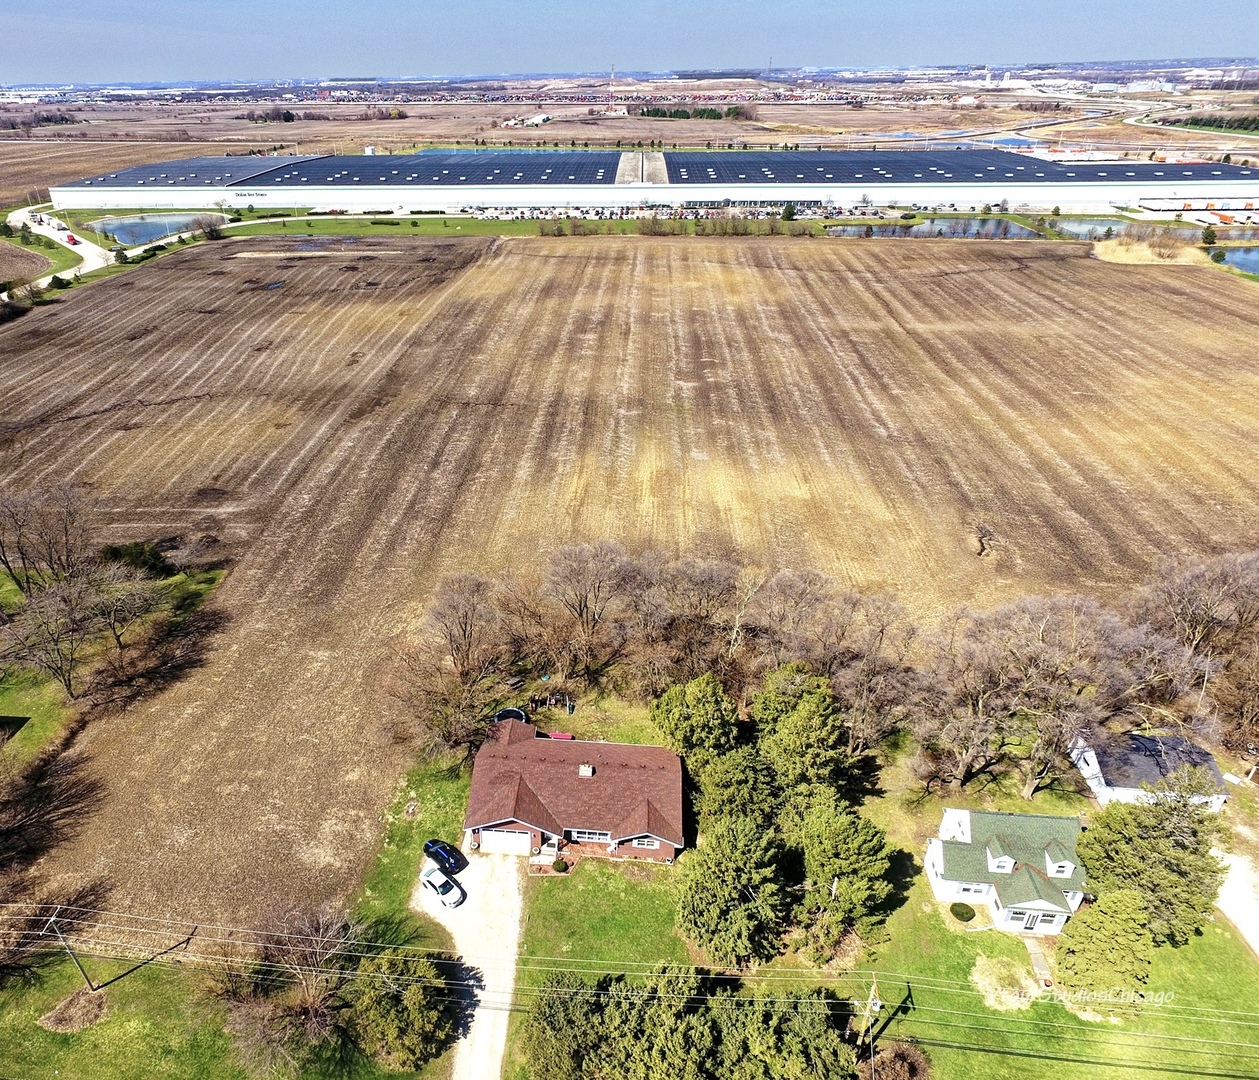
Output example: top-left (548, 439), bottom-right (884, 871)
top-left (28, 930), bottom-right (1259, 1059)
top-left (5, 903), bottom-right (1258, 1065)
top-left (6, 900), bottom-right (1259, 1019)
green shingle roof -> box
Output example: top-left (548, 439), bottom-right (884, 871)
top-left (996, 865), bottom-right (1074, 911)
top-left (939, 810), bottom-right (1086, 905)
top-left (986, 835), bottom-right (1015, 860)
top-left (1045, 838), bottom-right (1072, 865)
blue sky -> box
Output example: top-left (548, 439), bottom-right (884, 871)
top-left (5, 0), bottom-right (1257, 84)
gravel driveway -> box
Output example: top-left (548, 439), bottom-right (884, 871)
top-left (1217, 849), bottom-right (1259, 960)
top-left (411, 850), bottom-right (524, 1080)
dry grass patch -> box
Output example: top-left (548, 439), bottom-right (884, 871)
top-left (37, 988), bottom-right (107, 1033)
top-left (1092, 237), bottom-right (1212, 265)
top-left (970, 954), bottom-right (1043, 1011)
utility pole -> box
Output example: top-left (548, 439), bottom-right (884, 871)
top-left (855, 975), bottom-right (882, 1076)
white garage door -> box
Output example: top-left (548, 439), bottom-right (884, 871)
top-left (477, 828), bottom-right (532, 855)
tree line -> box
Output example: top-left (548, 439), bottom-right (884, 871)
top-left (1161, 113), bottom-right (1259, 132)
top-left (522, 966), bottom-right (857, 1080)
top-left (399, 540), bottom-right (1257, 781)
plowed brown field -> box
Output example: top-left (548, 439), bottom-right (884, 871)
top-left (3, 236), bottom-right (1259, 921)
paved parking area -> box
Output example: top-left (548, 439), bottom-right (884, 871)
top-left (411, 850), bottom-right (524, 1080)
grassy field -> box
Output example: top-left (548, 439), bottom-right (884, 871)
top-left (0, 670), bottom-right (71, 764)
top-left (0, 956), bottom-right (246, 1080)
top-left (6, 234), bottom-right (1259, 929)
top-left (355, 758), bottom-right (469, 941)
top-left (518, 858), bottom-right (688, 972)
top-left (870, 879), bottom-right (1259, 1080)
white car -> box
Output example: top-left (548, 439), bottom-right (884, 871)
top-left (421, 862), bottom-right (465, 908)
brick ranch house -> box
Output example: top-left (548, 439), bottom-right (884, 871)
top-left (463, 718), bottom-right (684, 862)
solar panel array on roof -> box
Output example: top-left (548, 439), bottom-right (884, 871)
top-left (61, 151), bottom-right (622, 189)
top-left (664, 150), bottom-right (1253, 185)
top-left (58, 149), bottom-right (1255, 191)
top-left (67, 156), bottom-right (325, 189)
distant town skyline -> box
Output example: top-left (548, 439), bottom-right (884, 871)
top-left (4, 0), bottom-right (1257, 85)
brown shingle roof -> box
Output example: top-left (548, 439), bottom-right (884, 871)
top-left (464, 720), bottom-right (684, 848)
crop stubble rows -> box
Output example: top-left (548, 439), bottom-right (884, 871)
top-left (2, 235), bottom-right (1258, 920)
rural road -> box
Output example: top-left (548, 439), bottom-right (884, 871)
top-left (412, 851), bottom-right (524, 1080)
top-left (1217, 849), bottom-right (1259, 960)
top-left (4, 206), bottom-right (111, 287)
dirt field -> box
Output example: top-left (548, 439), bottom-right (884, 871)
top-left (4, 235), bottom-right (1259, 923)
top-left (0, 240), bottom-right (49, 281)
top-left (0, 140), bottom-right (269, 207)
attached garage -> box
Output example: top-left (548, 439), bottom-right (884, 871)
top-left (475, 827), bottom-right (533, 856)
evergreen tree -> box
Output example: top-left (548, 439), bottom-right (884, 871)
top-left (1056, 890), bottom-right (1155, 1013)
top-left (714, 989), bottom-right (856, 1080)
top-left (750, 663), bottom-right (829, 735)
top-left (519, 971), bottom-right (601, 1080)
top-left (794, 794), bottom-right (894, 956)
top-left (651, 672), bottom-right (738, 779)
top-left (349, 949), bottom-right (455, 1069)
top-left (759, 687), bottom-right (856, 794)
top-left (677, 816), bottom-right (787, 966)
top-left (698, 745), bottom-right (779, 827)
top-left (1077, 766), bottom-right (1226, 946)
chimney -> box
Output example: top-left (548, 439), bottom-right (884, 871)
top-left (578, 763), bottom-right (595, 778)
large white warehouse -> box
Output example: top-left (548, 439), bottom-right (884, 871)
top-left (49, 148), bottom-right (1259, 215)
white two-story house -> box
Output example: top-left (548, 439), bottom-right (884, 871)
top-left (924, 808), bottom-right (1087, 935)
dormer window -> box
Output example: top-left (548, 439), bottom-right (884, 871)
top-left (1045, 841), bottom-right (1075, 878)
top-left (986, 838), bottom-right (1015, 873)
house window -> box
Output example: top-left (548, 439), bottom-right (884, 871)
top-left (959, 884), bottom-right (975, 894)
top-left (569, 830), bottom-right (611, 843)
top-left (631, 838), bottom-right (660, 850)
top-left (1009, 910), bottom-right (1027, 919)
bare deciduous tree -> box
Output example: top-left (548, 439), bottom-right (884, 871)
top-left (1136, 551), bottom-right (1259, 749)
top-left (542, 540), bottom-right (630, 676)
top-left (0, 484), bottom-right (95, 596)
top-left (913, 596), bottom-right (1201, 797)
top-left (2, 578), bottom-right (102, 696)
top-left (426, 572), bottom-right (503, 684)
top-left (91, 563), bottom-right (165, 651)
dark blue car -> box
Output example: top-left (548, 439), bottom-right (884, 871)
top-left (423, 838), bottom-right (462, 875)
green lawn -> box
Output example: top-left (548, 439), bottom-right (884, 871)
top-left (1, 234), bottom-right (83, 279)
top-left (0, 956), bottom-right (246, 1080)
top-left (869, 879), bottom-right (1259, 1080)
top-left (518, 857), bottom-right (687, 972)
top-left (354, 756), bottom-right (469, 945)
top-left (551, 694), bottom-right (666, 745)
top-left (0, 669), bottom-right (71, 764)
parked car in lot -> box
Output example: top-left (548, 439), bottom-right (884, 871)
top-left (423, 838), bottom-right (463, 876)
top-left (421, 862), bottom-right (465, 908)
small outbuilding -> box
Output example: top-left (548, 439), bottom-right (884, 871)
top-left (1069, 733), bottom-right (1228, 812)
top-left (463, 718), bottom-right (684, 862)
